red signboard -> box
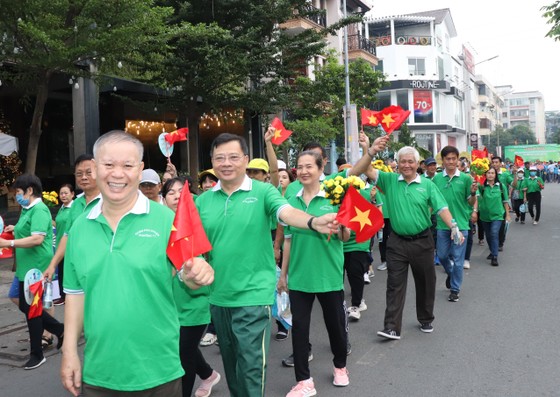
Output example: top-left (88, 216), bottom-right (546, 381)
top-left (413, 90), bottom-right (433, 123)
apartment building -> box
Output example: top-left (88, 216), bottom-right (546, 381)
top-left (497, 88), bottom-right (546, 144)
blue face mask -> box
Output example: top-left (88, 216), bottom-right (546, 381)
top-left (530, 171), bottom-right (537, 177)
top-left (15, 193), bottom-right (30, 207)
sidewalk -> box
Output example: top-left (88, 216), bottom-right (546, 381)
top-left (0, 257), bottom-right (65, 367)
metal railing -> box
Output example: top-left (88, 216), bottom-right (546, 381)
top-left (348, 34), bottom-right (376, 56)
top-left (299, 4), bottom-right (327, 28)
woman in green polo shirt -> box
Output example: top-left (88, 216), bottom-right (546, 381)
top-left (278, 151), bottom-right (350, 396)
top-left (0, 174), bottom-right (64, 370)
top-left (162, 177), bottom-right (221, 397)
top-left (478, 168), bottom-right (510, 266)
top-left (52, 183), bottom-right (75, 306)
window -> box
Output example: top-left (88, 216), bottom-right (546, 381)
top-left (408, 58), bottom-right (426, 76)
top-left (374, 92), bottom-right (391, 110)
top-left (396, 90), bottom-right (409, 111)
top-left (374, 59), bottom-right (384, 73)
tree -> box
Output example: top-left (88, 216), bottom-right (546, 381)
top-left (485, 124), bottom-right (537, 155)
top-left (543, 1), bottom-right (560, 40)
top-left (0, 0), bottom-right (174, 173)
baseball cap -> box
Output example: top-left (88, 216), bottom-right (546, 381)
top-left (529, 166), bottom-right (537, 171)
top-left (247, 158), bottom-right (270, 173)
top-left (140, 169), bottom-right (161, 185)
top-left (425, 157), bottom-right (437, 166)
top-left (198, 169), bottom-right (217, 182)
top-left (277, 160), bottom-right (287, 170)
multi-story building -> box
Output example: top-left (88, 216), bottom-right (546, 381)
top-left (545, 110), bottom-right (560, 142)
top-left (497, 88), bottom-right (546, 144)
top-left (473, 76), bottom-right (505, 148)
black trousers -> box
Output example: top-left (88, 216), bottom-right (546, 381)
top-left (513, 198), bottom-right (526, 222)
top-left (384, 232), bottom-right (436, 333)
top-left (179, 325), bottom-right (214, 397)
top-left (378, 218), bottom-right (392, 263)
top-left (18, 281), bottom-right (64, 359)
top-left (527, 191), bottom-right (542, 222)
top-left (83, 378), bottom-right (181, 397)
top-left (477, 217), bottom-right (485, 241)
top-left (290, 289), bottom-right (347, 381)
top-left (344, 251), bottom-right (370, 307)
top-left (58, 259), bottom-right (65, 299)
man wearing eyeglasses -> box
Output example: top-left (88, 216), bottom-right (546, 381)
top-left (195, 133), bottom-right (343, 397)
top-left (432, 146), bottom-right (478, 303)
top-left (43, 154), bottom-right (101, 289)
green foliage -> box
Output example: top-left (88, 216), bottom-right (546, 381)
top-left (284, 118), bottom-right (338, 153)
top-left (542, 1), bottom-right (560, 40)
top-left (485, 124), bottom-right (537, 154)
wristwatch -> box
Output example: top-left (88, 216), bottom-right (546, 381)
top-left (10, 240), bottom-right (15, 248)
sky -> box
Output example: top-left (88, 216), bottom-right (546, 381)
top-left (370, 1), bottom-right (560, 110)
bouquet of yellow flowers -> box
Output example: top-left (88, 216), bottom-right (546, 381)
top-left (42, 191), bottom-right (59, 207)
top-left (371, 159), bottom-right (393, 173)
top-left (322, 175), bottom-right (365, 205)
top-left (470, 158), bottom-right (490, 176)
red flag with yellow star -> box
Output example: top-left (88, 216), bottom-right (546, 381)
top-left (361, 108), bottom-right (381, 127)
top-left (166, 187), bottom-right (212, 271)
top-left (471, 148), bottom-right (488, 161)
top-left (28, 280), bottom-right (43, 319)
top-left (336, 186), bottom-right (384, 243)
top-left (270, 118), bottom-right (293, 145)
top-left (379, 105), bottom-right (411, 134)
top-left (164, 128), bottom-right (189, 145)
top-left (514, 155), bottom-right (524, 167)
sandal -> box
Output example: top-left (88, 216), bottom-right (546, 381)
top-left (42, 336), bottom-right (53, 349)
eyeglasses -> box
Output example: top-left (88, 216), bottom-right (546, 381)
top-left (212, 154), bottom-right (246, 164)
top-left (75, 170), bottom-right (93, 178)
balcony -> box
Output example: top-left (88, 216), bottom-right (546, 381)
top-left (347, 34), bottom-right (378, 65)
top-left (394, 35), bottom-right (432, 46)
top-left (279, 4), bottom-right (326, 35)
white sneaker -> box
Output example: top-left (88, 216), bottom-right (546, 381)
top-left (199, 332), bottom-right (217, 346)
top-left (463, 260), bottom-right (470, 269)
top-left (363, 273), bottom-right (371, 284)
top-left (367, 269), bottom-right (375, 278)
top-left (377, 262), bottom-right (387, 271)
top-left (347, 306), bottom-right (361, 321)
top-left (358, 299), bottom-right (367, 311)
top-left (533, 221), bottom-right (538, 225)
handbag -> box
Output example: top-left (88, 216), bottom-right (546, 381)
top-left (519, 203), bottom-right (527, 213)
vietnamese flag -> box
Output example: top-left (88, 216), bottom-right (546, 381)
top-left (514, 155), bottom-right (524, 167)
top-left (164, 128), bottom-right (189, 145)
top-left (270, 117), bottom-right (293, 145)
top-left (378, 105), bottom-right (411, 134)
top-left (471, 148), bottom-right (488, 161)
top-left (28, 280), bottom-right (43, 319)
top-left (167, 186), bottom-right (212, 271)
top-left (336, 186), bottom-right (384, 243)
top-left (361, 108), bottom-right (381, 127)
top-left (474, 174), bottom-right (486, 185)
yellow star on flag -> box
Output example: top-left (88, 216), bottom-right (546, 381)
top-left (350, 207), bottom-right (372, 231)
top-left (381, 114), bottom-right (395, 128)
top-left (274, 128), bottom-right (283, 140)
top-left (368, 115), bottom-right (378, 125)
top-left (31, 291), bottom-right (40, 306)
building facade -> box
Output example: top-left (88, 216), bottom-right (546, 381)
top-left (498, 88), bottom-right (546, 144)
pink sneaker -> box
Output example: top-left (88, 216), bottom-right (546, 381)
top-left (195, 370), bottom-right (221, 397)
top-left (333, 367), bottom-right (349, 387)
top-left (286, 378), bottom-right (317, 397)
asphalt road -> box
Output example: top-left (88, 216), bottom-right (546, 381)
top-left (1, 183), bottom-right (559, 397)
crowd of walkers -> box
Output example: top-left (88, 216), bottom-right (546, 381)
top-left (2, 126), bottom-right (548, 397)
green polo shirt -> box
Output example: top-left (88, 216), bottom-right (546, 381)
top-left (376, 171), bottom-right (448, 236)
top-left (285, 189), bottom-right (343, 293)
top-left (172, 276), bottom-right (210, 327)
top-left (477, 182), bottom-right (508, 222)
top-left (54, 202), bottom-right (73, 249)
top-left (512, 178), bottom-right (527, 200)
top-left (524, 177), bottom-right (544, 193)
top-left (196, 176), bottom-right (289, 307)
top-left (64, 194), bottom-right (183, 391)
top-left (498, 171), bottom-right (514, 187)
top-left (376, 190), bottom-right (389, 219)
top-left (14, 199), bottom-right (53, 279)
top-left (343, 186), bottom-right (376, 253)
top-left (63, 193), bottom-right (101, 236)
top-left (433, 169), bottom-right (474, 231)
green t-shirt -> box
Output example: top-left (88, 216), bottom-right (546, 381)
top-left (433, 170), bottom-right (475, 231)
top-left (54, 202), bottom-right (73, 249)
top-left (376, 172), bottom-right (448, 236)
top-left (343, 186), bottom-right (374, 253)
top-left (285, 190), bottom-right (344, 293)
top-left (524, 177), bottom-right (544, 193)
top-left (498, 171), bottom-right (514, 187)
top-left (196, 177), bottom-right (289, 307)
top-left (63, 194), bottom-right (101, 236)
top-left (376, 190), bottom-right (389, 219)
top-left (512, 178), bottom-right (527, 200)
top-left (172, 276), bottom-right (210, 327)
top-left (14, 199), bottom-right (53, 278)
top-left (64, 195), bottom-right (183, 391)
top-left (477, 182), bottom-right (508, 222)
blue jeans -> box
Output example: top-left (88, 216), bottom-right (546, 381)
top-left (482, 220), bottom-right (502, 257)
top-left (436, 230), bottom-right (468, 293)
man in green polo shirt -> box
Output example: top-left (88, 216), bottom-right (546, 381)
top-left (196, 133), bottom-right (341, 397)
top-left (61, 130), bottom-right (214, 396)
top-left (44, 154), bottom-right (101, 285)
top-left (364, 146), bottom-right (463, 340)
top-left (491, 156), bottom-right (513, 251)
top-left (433, 146), bottom-right (478, 302)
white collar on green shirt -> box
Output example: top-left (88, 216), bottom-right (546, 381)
top-left (295, 188), bottom-right (326, 198)
top-left (397, 174), bottom-right (421, 184)
top-left (212, 175), bottom-right (253, 192)
top-left (443, 168), bottom-right (461, 177)
top-left (62, 200), bottom-right (74, 209)
top-left (87, 191), bottom-right (151, 219)
top-left (22, 197), bottom-right (42, 210)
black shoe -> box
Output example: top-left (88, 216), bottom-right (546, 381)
top-left (498, 246), bottom-right (503, 252)
top-left (56, 333), bottom-right (64, 350)
top-left (515, 217), bottom-right (519, 222)
top-left (486, 254), bottom-right (493, 260)
top-left (282, 351), bottom-right (313, 367)
top-left (445, 275), bottom-right (451, 289)
top-left (491, 257), bottom-right (499, 266)
top-left (24, 355), bottom-right (46, 370)
top-left (377, 328), bottom-right (401, 340)
top-left (275, 330), bottom-right (289, 341)
top-left (420, 323), bottom-right (434, 333)
top-left (448, 292), bottom-right (459, 302)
